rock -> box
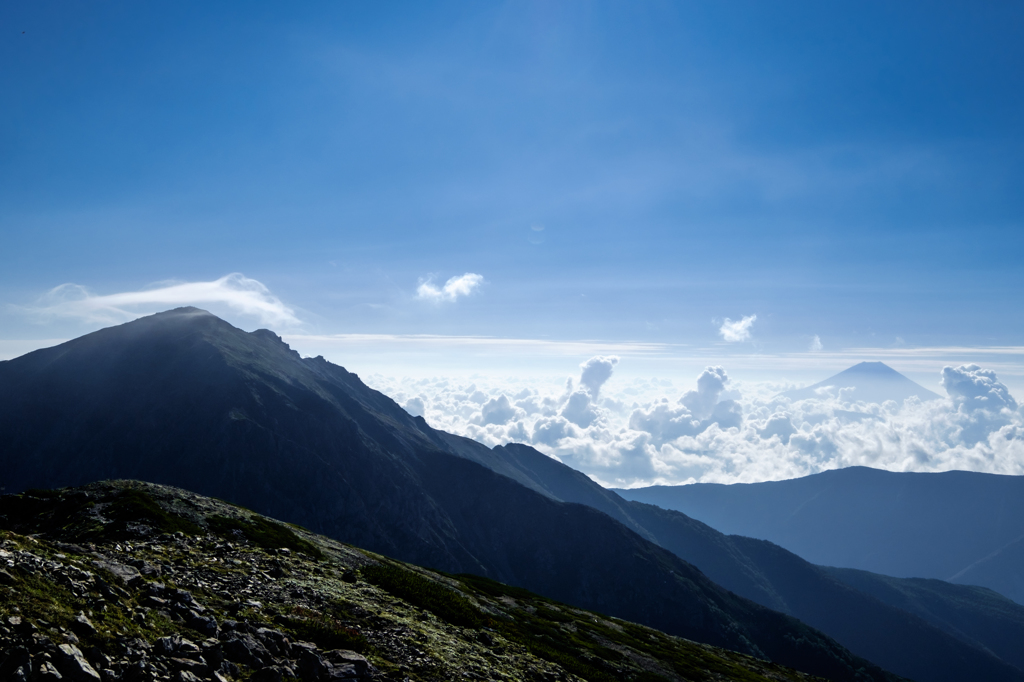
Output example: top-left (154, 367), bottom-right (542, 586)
top-left (176, 638), bottom-right (202, 658)
top-left (122, 660), bottom-right (155, 681)
top-left (0, 646), bottom-right (31, 679)
top-left (321, 651), bottom-right (374, 675)
top-left (298, 648), bottom-right (329, 679)
top-left (250, 666), bottom-right (284, 682)
top-left (172, 588), bottom-right (201, 610)
top-left (222, 633), bottom-right (269, 667)
top-left (95, 578), bottom-right (129, 601)
top-left (255, 627), bottom-right (291, 657)
top-left (38, 660), bottom-right (63, 680)
top-left (70, 612), bottom-right (97, 638)
top-left (143, 594), bottom-right (168, 608)
top-left (170, 656), bottom-right (209, 677)
top-left (0, 568), bottom-right (16, 585)
top-left (175, 672), bottom-right (202, 682)
top-left (84, 646), bottom-right (108, 671)
top-left (201, 638), bottom-right (224, 666)
top-left (155, 636), bottom-right (177, 656)
top-left (186, 610), bottom-right (219, 637)
top-left (55, 643), bottom-right (102, 681)
top-left (91, 560), bottom-right (141, 586)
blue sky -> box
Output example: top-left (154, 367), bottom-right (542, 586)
top-left (3, 1), bottom-right (1024, 389)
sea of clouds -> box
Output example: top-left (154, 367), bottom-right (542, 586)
top-left (365, 359), bottom-right (1024, 488)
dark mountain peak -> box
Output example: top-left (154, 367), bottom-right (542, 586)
top-left (153, 305), bottom-right (213, 316)
top-left (780, 361), bottom-right (942, 404)
top-left (251, 327), bottom-right (285, 344)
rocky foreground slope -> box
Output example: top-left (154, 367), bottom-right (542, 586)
top-left (0, 481), bottom-right (832, 682)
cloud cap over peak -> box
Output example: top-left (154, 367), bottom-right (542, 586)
top-left (22, 274), bottom-right (300, 327)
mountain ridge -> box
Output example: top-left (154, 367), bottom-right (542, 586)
top-left (612, 466), bottom-right (1024, 602)
top-left (0, 307), bottom-right (897, 682)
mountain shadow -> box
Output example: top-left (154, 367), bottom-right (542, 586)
top-left (0, 308), bottom-right (897, 682)
top-left (487, 445), bottom-right (1024, 682)
top-left (615, 467), bottom-right (1024, 604)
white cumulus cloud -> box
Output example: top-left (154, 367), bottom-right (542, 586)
top-left (365, 360), bottom-right (1024, 489)
top-left (810, 335), bottom-right (823, 352)
top-left (579, 355), bottom-right (619, 398)
top-left (942, 364), bottom-right (1018, 412)
top-left (24, 273), bottom-right (300, 327)
top-left (719, 314), bottom-right (757, 342)
top-left (416, 273), bottom-right (484, 302)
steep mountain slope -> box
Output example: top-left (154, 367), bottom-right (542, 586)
top-left (0, 480), bottom-right (839, 682)
top-left (613, 467), bottom-right (1024, 602)
top-left (779, 361), bottom-right (941, 403)
top-left (482, 447), bottom-right (1024, 682)
top-left (0, 309), bottom-right (894, 682)
top-left (823, 567), bottom-right (1024, 673)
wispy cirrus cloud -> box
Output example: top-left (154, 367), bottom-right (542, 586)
top-left (719, 314), bottom-right (757, 342)
top-left (416, 273), bottom-right (484, 302)
top-left (22, 273), bottom-right (300, 327)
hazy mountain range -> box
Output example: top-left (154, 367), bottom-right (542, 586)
top-left (615, 466), bottom-right (1024, 605)
top-left (3, 308), bottom-right (1023, 681)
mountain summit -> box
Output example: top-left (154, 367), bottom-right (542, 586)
top-left (0, 308), bottom-right (900, 682)
top-left (780, 361), bottom-right (942, 404)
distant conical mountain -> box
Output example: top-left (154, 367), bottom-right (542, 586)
top-left (780, 361), bottom-right (942, 404)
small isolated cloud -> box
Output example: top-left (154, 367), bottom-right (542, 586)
top-left (25, 273), bottom-right (299, 326)
top-left (810, 335), bottom-right (823, 352)
top-left (719, 314), bottom-right (757, 342)
top-left (416, 273), bottom-right (484, 303)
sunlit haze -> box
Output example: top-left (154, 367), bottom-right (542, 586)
top-left (3, 2), bottom-right (1023, 486)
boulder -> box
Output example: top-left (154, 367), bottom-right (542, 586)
top-left (55, 644), bottom-right (101, 681)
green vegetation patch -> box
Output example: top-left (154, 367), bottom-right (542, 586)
top-left (106, 489), bottom-right (203, 538)
top-left (282, 605), bottom-right (368, 653)
top-left (206, 514), bottom-right (324, 560)
top-left (456, 572), bottom-right (535, 601)
top-left (363, 565), bottom-right (652, 682)
top-left (450, 571), bottom-right (775, 682)
top-left (361, 562), bottom-right (486, 629)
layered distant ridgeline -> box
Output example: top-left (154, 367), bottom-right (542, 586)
top-left (615, 467), bottom-right (1024, 605)
top-left (4, 309), bottom-right (1023, 682)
